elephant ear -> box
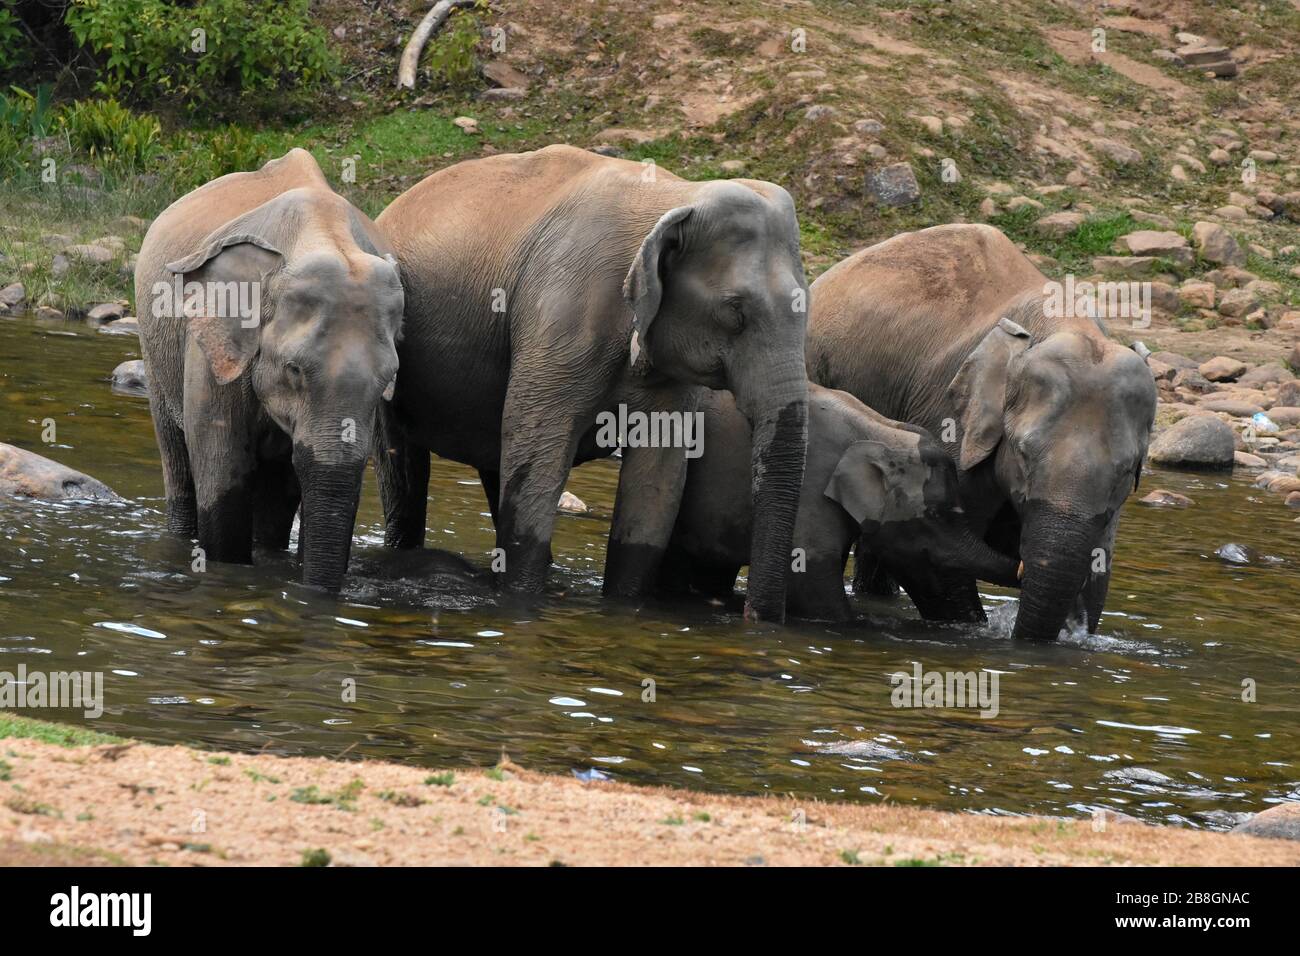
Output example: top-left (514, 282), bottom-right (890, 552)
top-left (824, 437), bottom-right (928, 528)
top-left (946, 317), bottom-right (1032, 471)
top-left (622, 205), bottom-right (694, 367)
top-left (164, 209), bottom-right (287, 386)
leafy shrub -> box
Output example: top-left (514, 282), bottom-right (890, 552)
top-left (423, 12), bottom-right (481, 90)
top-left (0, 6), bottom-right (26, 73)
top-left (65, 0), bottom-right (337, 104)
top-left (170, 124), bottom-right (268, 189)
top-left (0, 84), bottom-right (53, 177)
top-left (59, 97), bottom-right (161, 168)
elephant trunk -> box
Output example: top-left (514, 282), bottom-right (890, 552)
top-left (294, 443), bottom-right (367, 593)
top-left (1012, 504), bottom-right (1105, 641)
top-left (735, 369), bottom-right (808, 622)
top-left (952, 525), bottom-right (1022, 588)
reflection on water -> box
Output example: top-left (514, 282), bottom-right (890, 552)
top-left (1, 315), bottom-right (1298, 829)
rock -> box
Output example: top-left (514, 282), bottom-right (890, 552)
top-left (1201, 398), bottom-right (1263, 417)
top-left (1169, 164), bottom-right (1189, 183)
top-left (1234, 803), bottom-right (1300, 841)
top-left (86, 302), bottom-right (126, 324)
top-left (1178, 281), bottom-right (1215, 309)
top-left (63, 243), bottom-right (116, 266)
top-left (452, 116), bottom-right (479, 134)
top-left (98, 316), bottom-right (139, 335)
top-left (1234, 451), bottom-right (1267, 469)
top-left (1268, 407), bottom-right (1300, 427)
top-left (1148, 415), bottom-right (1236, 469)
top-left (1208, 148), bottom-right (1231, 165)
top-left (557, 490), bottom-right (588, 514)
top-left (1217, 288), bottom-right (1259, 318)
top-left (1288, 491), bottom-right (1300, 510)
top-left (1192, 221), bottom-right (1246, 267)
top-left (978, 198), bottom-right (998, 218)
top-left (1215, 543), bottom-right (1252, 564)
top-left (1214, 204), bottom-right (1248, 221)
top-left (0, 282), bottom-right (25, 308)
top-left (1138, 489), bottom-right (1194, 507)
top-left (109, 359), bottom-right (148, 396)
top-left (1149, 282), bottom-right (1179, 315)
top-left (481, 61), bottom-right (530, 90)
top-left (0, 443), bottom-right (119, 500)
top-left (865, 163), bottom-right (920, 207)
top-left (1096, 140), bottom-right (1142, 165)
top-left (914, 115), bottom-right (943, 136)
top-left (33, 306), bottom-right (64, 322)
top-left (1240, 363), bottom-right (1294, 387)
top-left (1114, 230), bottom-right (1188, 257)
top-left (804, 104), bottom-right (836, 122)
top-left (1278, 381), bottom-right (1300, 406)
top-left (1248, 149), bottom-right (1279, 163)
top-left (1005, 196), bottom-right (1043, 212)
top-left (1065, 169), bottom-right (1088, 187)
top-left (1147, 358), bottom-right (1176, 382)
top-left (481, 87), bottom-right (525, 102)
top-left (718, 160), bottom-right (746, 173)
top-left (1091, 256), bottom-right (1160, 277)
top-left (854, 119), bottom-right (885, 136)
top-left (1150, 350), bottom-right (1199, 370)
top-left (1199, 356), bottom-right (1248, 382)
top-left (1034, 211), bottom-right (1085, 237)
top-left (1171, 368), bottom-right (1213, 392)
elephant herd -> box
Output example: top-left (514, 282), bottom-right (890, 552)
top-left (134, 146), bottom-right (1158, 641)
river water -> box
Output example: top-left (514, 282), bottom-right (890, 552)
top-left (1, 313), bottom-right (1297, 829)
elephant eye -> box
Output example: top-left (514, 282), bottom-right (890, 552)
top-left (720, 297), bottom-right (746, 333)
top-left (284, 362), bottom-right (305, 385)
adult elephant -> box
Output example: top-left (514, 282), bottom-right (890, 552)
top-left (806, 224), bottom-right (1156, 641)
top-left (375, 145), bottom-right (809, 621)
top-left (135, 148), bottom-right (404, 591)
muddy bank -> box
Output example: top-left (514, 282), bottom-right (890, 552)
top-left (1, 723), bottom-right (1296, 867)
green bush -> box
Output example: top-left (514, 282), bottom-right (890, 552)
top-left (59, 97), bottom-right (161, 168)
top-left (170, 124), bottom-right (268, 189)
top-left (65, 0), bottom-right (337, 104)
top-left (423, 11), bottom-right (482, 90)
top-left (0, 6), bottom-right (26, 73)
top-left (0, 84), bottom-right (53, 178)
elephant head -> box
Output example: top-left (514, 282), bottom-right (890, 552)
top-left (824, 430), bottom-right (1022, 621)
top-left (164, 188), bottom-right (404, 592)
top-left (624, 180), bottom-right (809, 621)
top-left (948, 312), bottom-right (1156, 640)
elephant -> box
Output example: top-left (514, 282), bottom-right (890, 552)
top-left (660, 385), bottom-right (1022, 621)
top-left (806, 224), bottom-right (1157, 641)
top-left (134, 148), bottom-right (404, 591)
top-left (374, 145), bottom-right (809, 621)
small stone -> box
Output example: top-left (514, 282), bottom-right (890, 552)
top-left (1096, 140), bottom-right (1142, 165)
top-left (86, 302), bottom-right (126, 324)
top-left (1199, 356), bottom-right (1248, 381)
top-left (854, 119), bottom-right (885, 136)
top-left (110, 359), bottom-right (148, 396)
top-left (865, 163), bottom-right (921, 207)
top-left (1208, 148), bottom-right (1231, 165)
top-left (63, 243), bottom-right (116, 266)
top-left (452, 116), bottom-right (479, 133)
top-left (33, 306), bottom-right (64, 322)
top-left (978, 198), bottom-right (998, 218)
top-left (1248, 149), bottom-right (1279, 163)
top-left (1091, 256), bottom-right (1160, 277)
top-left (1006, 196), bottom-right (1044, 212)
top-left (1234, 451), bottom-right (1267, 469)
top-left (914, 115), bottom-right (943, 136)
top-left (1033, 211), bottom-right (1085, 237)
top-left (804, 104), bottom-right (836, 122)
top-left (1214, 205), bottom-right (1248, 221)
top-left (557, 490), bottom-right (587, 514)
top-left (1139, 489), bottom-right (1194, 507)
top-left (1178, 280), bottom-right (1215, 309)
top-left (1065, 169), bottom-right (1088, 187)
top-left (1287, 491), bottom-right (1300, 510)
top-left (0, 282), bottom-right (25, 308)
top-left (98, 316), bottom-right (139, 336)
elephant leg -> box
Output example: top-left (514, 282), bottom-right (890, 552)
top-left (604, 384), bottom-right (698, 599)
top-left (657, 540), bottom-right (738, 599)
top-left (149, 394), bottom-right (197, 537)
top-left (852, 537), bottom-right (899, 597)
top-left (184, 382), bottom-right (256, 566)
top-left (788, 552), bottom-right (853, 621)
top-left (478, 467), bottom-right (501, 526)
top-left (496, 362), bottom-right (611, 592)
top-left (252, 456), bottom-right (300, 551)
top-left (373, 401), bottom-right (429, 549)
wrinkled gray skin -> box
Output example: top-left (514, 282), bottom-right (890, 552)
top-left (662, 385), bottom-right (1021, 621)
top-left (806, 225), bottom-right (1157, 641)
top-left (135, 149), bottom-right (403, 591)
top-left (375, 145), bottom-right (809, 621)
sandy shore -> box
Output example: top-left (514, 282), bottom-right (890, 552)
top-left (1, 722), bottom-right (1296, 866)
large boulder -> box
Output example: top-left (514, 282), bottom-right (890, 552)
top-left (1192, 221), bottom-right (1247, 267)
top-left (0, 443), bottom-right (119, 500)
top-left (1148, 415), bottom-right (1235, 469)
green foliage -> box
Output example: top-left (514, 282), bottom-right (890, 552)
top-left (59, 97), bottom-right (161, 168)
top-left (0, 84), bottom-right (54, 176)
top-left (170, 124), bottom-right (268, 189)
top-left (422, 11), bottom-right (481, 90)
top-left (0, 5), bottom-right (27, 73)
top-left (65, 0), bottom-right (337, 104)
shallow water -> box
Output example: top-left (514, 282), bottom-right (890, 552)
top-left (1, 314), bottom-right (1297, 829)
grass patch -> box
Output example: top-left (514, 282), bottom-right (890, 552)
top-left (300, 847), bottom-right (331, 867)
top-left (425, 772), bottom-right (455, 787)
top-left (0, 715), bottom-right (124, 748)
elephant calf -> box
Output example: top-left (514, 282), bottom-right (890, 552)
top-left (135, 148), bottom-right (404, 590)
top-left (662, 385), bottom-right (1022, 621)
